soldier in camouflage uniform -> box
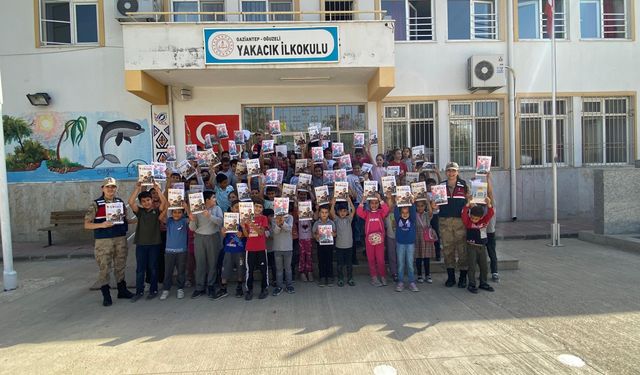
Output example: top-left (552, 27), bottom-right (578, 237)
top-left (84, 177), bottom-right (134, 306)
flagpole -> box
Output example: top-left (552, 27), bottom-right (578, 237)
top-left (549, 4), bottom-right (561, 247)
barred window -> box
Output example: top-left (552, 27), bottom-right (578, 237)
top-left (449, 100), bottom-right (501, 168)
top-left (519, 98), bottom-right (569, 167)
top-left (382, 103), bottom-right (437, 162)
top-left (582, 97), bottom-right (632, 165)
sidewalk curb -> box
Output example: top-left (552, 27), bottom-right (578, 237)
top-left (1, 253), bottom-right (95, 262)
top-left (497, 232), bottom-right (580, 241)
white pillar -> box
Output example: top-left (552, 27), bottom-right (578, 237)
top-left (437, 99), bottom-right (449, 171)
top-left (0, 70), bottom-right (18, 291)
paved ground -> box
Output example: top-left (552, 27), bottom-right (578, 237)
top-left (1, 238), bottom-right (638, 374)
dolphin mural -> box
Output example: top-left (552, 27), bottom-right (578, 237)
top-left (92, 120), bottom-right (145, 168)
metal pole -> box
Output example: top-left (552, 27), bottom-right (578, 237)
top-left (506, 0), bottom-right (517, 221)
top-left (549, 8), bottom-right (561, 247)
top-left (0, 71), bottom-right (19, 290)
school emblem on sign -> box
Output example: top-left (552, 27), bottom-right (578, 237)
top-left (209, 33), bottom-right (234, 57)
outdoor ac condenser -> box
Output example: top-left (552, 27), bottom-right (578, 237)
top-left (467, 55), bottom-right (506, 92)
top-left (115, 0), bottom-right (159, 20)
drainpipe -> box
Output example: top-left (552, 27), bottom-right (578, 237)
top-left (0, 70), bottom-right (18, 290)
top-left (506, 0), bottom-right (517, 221)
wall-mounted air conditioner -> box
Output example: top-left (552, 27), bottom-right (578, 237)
top-left (467, 55), bottom-right (506, 92)
top-left (115, 0), bottom-right (159, 21)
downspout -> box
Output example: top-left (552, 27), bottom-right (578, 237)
top-left (507, 0), bottom-right (517, 221)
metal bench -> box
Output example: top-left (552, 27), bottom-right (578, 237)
top-left (38, 210), bottom-right (86, 247)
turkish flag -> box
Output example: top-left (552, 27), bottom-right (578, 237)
top-left (184, 115), bottom-right (240, 152)
top-left (545, 0), bottom-right (554, 36)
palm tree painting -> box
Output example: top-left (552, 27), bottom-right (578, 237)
top-left (56, 116), bottom-right (87, 161)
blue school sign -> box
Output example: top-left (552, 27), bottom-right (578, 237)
top-left (204, 26), bottom-right (340, 64)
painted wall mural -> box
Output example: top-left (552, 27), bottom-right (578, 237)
top-left (3, 111), bottom-right (152, 183)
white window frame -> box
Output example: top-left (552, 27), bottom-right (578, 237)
top-left (407, 0), bottom-right (434, 41)
top-left (241, 0), bottom-right (294, 22)
top-left (449, 100), bottom-right (502, 169)
top-left (382, 102), bottom-right (438, 162)
top-left (519, 98), bottom-right (570, 168)
top-left (581, 97), bottom-right (632, 166)
top-left (580, 0), bottom-right (629, 39)
top-left (324, 0), bottom-right (355, 21)
top-left (172, 0), bottom-right (225, 22)
top-left (39, 0), bottom-right (99, 46)
top-left (447, 0), bottom-right (498, 41)
top-left (517, 0), bottom-right (567, 40)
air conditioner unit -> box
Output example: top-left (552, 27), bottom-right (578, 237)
top-left (467, 55), bottom-right (506, 92)
top-left (173, 87), bottom-right (193, 101)
top-left (115, 0), bottom-right (159, 21)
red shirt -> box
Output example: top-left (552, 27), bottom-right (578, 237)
top-left (245, 214), bottom-right (269, 251)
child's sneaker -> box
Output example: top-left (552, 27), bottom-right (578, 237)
top-left (160, 290), bottom-right (170, 300)
top-left (177, 289), bottom-right (185, 299)
top-left (392, 274), bottom-right (398, 282)
top-left (347, 279), bottom-right (356, 286)
top-left (214, 288), bottom-right (228, 300)
top-left (146, 291), bottom-right (158, 300)
top-left (326, 278), bottom-right (334, 287)
top-left (184, 280), bottom-right (192, 288)
top-left (286, 285), bottom-right (295, 294)
top-left (467, 285), bottom-right (478, 294)
top-left (395, 282), bottom-right (404, 292)
top-left (245, 290), bottom-right (253, 301)
top-left (300, 273), bottom-right (308, 282)
top-left (492, 273), bottom-right (500, 282)
top-left (130, 293), bottom-right (143, 303)
top-left (191, 290), bottom-right (205, 299)
top-left (370, 277), bottom-right (382, 287)
top-left (426, 275), bottom-right (433, 284)
top-left (380, 277), bottom-right (388, 286)
top-left (258, 289), bottom-right (269, 299)
top-left (318, 279), bottom-right (326, 287)
top-left (235, 285), bottom-right (243, 298)
top-left (337, 279), bottom-right (344, 287)
top-left (307, 273), bottom-right (314, 282)
top-left (417, 276), bottom-right (424, 283)
top-left (479, 283), bottom-right (495, 292)
top-left (409, 282), bottom-right (419, 292)
top-left (272, 287), bottom-right (283, 296)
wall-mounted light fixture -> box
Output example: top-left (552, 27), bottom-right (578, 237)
top-left (26, 93), bottom-right (51, 106)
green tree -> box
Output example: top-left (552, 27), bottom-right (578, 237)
top-left (2, 115), bottom-right (32, 153)
top-left (56, 116), bottom-right (87, 161)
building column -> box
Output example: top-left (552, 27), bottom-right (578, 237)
top-left (572, 96), bottom-right (582, 167)
top-left (437, 99), bottom-right (449, 170)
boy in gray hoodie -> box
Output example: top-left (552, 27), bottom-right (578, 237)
top-left (271, 208), bottom-right (295, 296)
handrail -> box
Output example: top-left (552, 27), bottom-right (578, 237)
top-left (124, 9), bottom-right (388, 22)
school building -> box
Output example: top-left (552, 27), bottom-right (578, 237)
top-left (0, 0), bottom-right (638, 241)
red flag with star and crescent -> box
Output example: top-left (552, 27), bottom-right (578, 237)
top-left (545, 0), bottom-right (554, 36)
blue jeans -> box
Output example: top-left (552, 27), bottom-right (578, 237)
top-left (396, 243), bottom-right (415, 283)
top-left (136, 244), bottom-right (160, 294)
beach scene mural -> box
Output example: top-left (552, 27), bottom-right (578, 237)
top-left (3, 111), bottom-right (152, 183)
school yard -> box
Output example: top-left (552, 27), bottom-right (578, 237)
top-left (1, 238), bottom-right (639, 374)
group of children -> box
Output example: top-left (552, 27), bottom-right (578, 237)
top-left (103, 134), bottom-right (498, 306)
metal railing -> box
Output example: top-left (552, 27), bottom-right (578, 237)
top-left (541, 11), bottom-right (566, 38)
top-left (407, 16), bottom-right (433, 40)
top-left (602, 12), bottom-right (627, 38)
top-left (472, 12), bottom-right (497, 39)
top-left (123, 10), bottom-right (388, 23)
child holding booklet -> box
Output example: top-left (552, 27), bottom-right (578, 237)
top-left (415, 200), bottom-right (435, 284)
top-left (220, 200), bottom-right (245, 298)
top-left (296, 192), bottom-right (315, 282)
top-left (461, 197), bottom-right (495, 294)
top-left (330, 197), bottom-right (356, 287)
top-left (313, 206), bottom-right (336, 287)
top-left (159, 206), bottom-right (189, 300)
top-left (242, 198), bottom-right (270, 300)
top-left (357, 192), bottom-right (391, 287)
top-left (271, 210), bottom-right (295, 295)
top-left (386, 192), bottom-right (419, 292)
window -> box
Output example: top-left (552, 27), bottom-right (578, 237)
top-left (39, 0), bottom-right (98, 45)
top-left (241, 0), bottom-right (293, 22)
top-left (517, 0), bottom-right (566, 39)
top-left (382, 0), bottom-right (433, 41)
top-left (582, 97), bottom-right (632, 165)
top-left (519, 99), bottom-right (569, 167)
top-left (448, 0), bottom-right (497, 40)
top-left (449, 101), bottom-right (501, 168)
top-left (580, 0), bottom-right (628, 39)
top-left (242, 104), bottom-right (367, 151)
top-left (382, 103), bottom-right (437, 161)
top-left (325, 1), bottom-right (354, 21)
top-left (173, 1), bottom-right (225, 22)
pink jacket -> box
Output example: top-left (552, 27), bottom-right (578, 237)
top-left (357, 202), bottom-right (390, 236)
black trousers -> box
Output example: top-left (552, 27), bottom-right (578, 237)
top-left (246, 251), bottom-right (268, 292)
top-left (317, 244), bottom-right (334, 279)
top-left (415, 258), bottom-right (431, 276)
top-left (335, 247), bottom-right (353, 280)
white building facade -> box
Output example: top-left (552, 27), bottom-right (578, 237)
top-left (0, 0), bottom-right (638, 238)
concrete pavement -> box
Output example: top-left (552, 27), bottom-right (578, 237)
top-left (1, 238), bottom-right (639, 374)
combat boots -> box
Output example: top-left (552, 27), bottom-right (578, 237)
top-left (100, 284), bottom-right (112, 306)
top-left (445, 268), bottom-right (456, 287)
top-left (117, 280), bottom-right (134, 299)
top-left (458, 270), bottom-right (468, 289)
